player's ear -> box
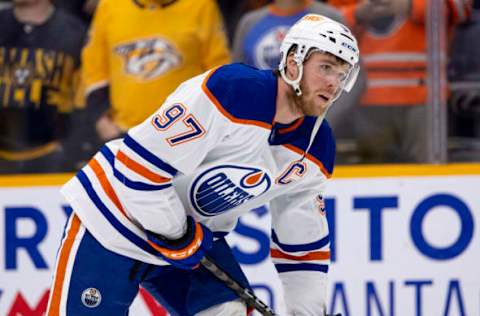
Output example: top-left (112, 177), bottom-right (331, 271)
top-left (285, 53), bottom-right (299, 80)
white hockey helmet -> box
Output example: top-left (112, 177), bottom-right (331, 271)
top-left (278, 14), bottom-right (360, 96)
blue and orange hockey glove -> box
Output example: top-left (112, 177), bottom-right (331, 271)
top-left (146, 216), bottom-right (213, 270)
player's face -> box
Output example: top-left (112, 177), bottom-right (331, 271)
top-left (296, 52), bottom-right (350, 116)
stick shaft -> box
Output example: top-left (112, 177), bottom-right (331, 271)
top-left (200, 257), bottom-right (277, 316)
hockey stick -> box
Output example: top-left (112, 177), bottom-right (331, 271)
top-left (201, 256), bottom-right (342, 316)
top-left (200, 256), bottom-right (278, 316)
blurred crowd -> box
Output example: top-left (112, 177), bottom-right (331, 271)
top-left (0, 0), bottom-right (479, 174)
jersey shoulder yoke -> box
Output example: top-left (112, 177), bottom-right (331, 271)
top-left (203, 63), bottom-right (277, 130)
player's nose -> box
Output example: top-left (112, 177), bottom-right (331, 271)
top-left (324, 73), bottom-right (341, 90)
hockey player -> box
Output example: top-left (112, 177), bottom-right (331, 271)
top-left (47, 14), bottom-right (359, 316)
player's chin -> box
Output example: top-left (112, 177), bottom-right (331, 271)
top-left (312, 101), bottom-right (329, 116)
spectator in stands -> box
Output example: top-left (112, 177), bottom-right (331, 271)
top-left (331, 0), bottom-right (472, 163)
top-left (233, 0), bottom-right (344, 70)
top-left (83, 0), bottom-right (230, 142)
top-left (0, 0), bottom-right (86, 174)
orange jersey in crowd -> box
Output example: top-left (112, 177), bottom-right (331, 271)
top-left (331, 0), bottom-right (472, 106)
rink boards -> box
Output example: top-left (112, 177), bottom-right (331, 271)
top-left (0, 164), bottom-right (479, 316)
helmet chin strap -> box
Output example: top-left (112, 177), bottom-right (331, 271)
top-left (301, 113), bottom-right (324, 161)
top-left (301, 85), bottom-right (344, 159)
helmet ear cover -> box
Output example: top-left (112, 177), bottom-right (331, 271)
top-left (280, 45), bottom-right (305, 96)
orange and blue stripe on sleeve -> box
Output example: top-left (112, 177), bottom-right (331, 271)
top-left (88, 157), bottom-right (130, 219)
top-left (99, 142), bottom-right (173, 192)
top-left (270, 230), bottom-right (330, 273)
top-left (75, 167), bottom-right (160, 256)
top-left (123, 134), bottom-right (178, 177)
top-left (116, 150), bottom-right (171, 184)
top-left (270, 249), bottom-right (330, 261)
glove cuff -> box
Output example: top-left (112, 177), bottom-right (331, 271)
top-left (147, 216), bottom-right (196, 250)
top-left (146, 216), bottom-right (204, 260)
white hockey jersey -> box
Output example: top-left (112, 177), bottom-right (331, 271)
top-left (61, 63), bottom-right (334, 314)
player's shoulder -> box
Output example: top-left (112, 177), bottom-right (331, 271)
top-left (203, 63), bottom-right (277, 129)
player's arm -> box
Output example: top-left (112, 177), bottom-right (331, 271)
top-left (197, 0), bottom-right (231, 69)
top-left (269, 177), bottom-right (331, 315)
top-left (110, 73), bottom-right (229, 268)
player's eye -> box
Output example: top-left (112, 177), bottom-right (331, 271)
top-left (319, 64), bottom-right (332, 72)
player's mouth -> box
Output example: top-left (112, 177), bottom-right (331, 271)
top-left (318, 94), bottom-right (330, 102)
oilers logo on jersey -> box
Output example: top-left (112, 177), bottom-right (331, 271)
top-left (114, 37), bottom-right (182, 80)
top-left (189, 165), bottom-right (272, 217)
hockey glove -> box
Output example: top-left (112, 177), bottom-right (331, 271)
top-left (146, 216), bottom-right (213, 270)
